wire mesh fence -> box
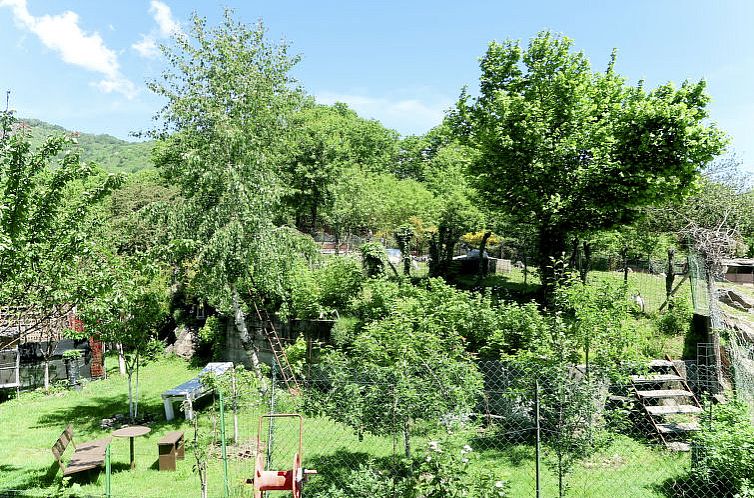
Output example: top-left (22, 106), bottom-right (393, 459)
top-left (199, 358), bottom-right (754, 498)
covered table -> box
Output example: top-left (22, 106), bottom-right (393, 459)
top-left (161, 362), bottom-right (234, 421)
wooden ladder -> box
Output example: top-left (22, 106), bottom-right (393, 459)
top-left (252, 302), bottom-right (300, 392)
top-left (630, 356), bottom-right (702, 451)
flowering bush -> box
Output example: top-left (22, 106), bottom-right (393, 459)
top-left (415, 441), bottom-right (507, 498)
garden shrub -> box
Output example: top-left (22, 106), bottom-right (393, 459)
top-left (304, 441), bottom-right (508, 498)
top-left (478, 301), bottom-right (548, 360)
top-left (331, 315), bottom-right (360, 347)
top-left (288, 261), bottom-right (323, 319)
top-left (656, 297), bottom-right (692, 337)
top-left (317, 255), bottom-right (364, 311)
top-left (691, 400), bottom-right (754, 494)
top-left (197, 315), bottom-right (225, 361)
top-left (348, 277), bottom-right (412, 323)
top-left (283, 336), bottom-right (308, 376)
top-left (360, 242), bottom-right (388, 276)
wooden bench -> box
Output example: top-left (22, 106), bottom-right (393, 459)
top-left (162, 362), bottom-right (233, 420)
top-left (157, 431), bottom-right (185, 471)
top-left (52, 424), bottom-right (111, 477)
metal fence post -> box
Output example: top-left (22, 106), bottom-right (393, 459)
top-left (535, 379), bottom-right (541, 498)
top-left (220, 390), bottom-right (230, 498)
top-left (267, 361), bottom-right (276, 469)
top-left (105, 444), bottom-right (111, 498)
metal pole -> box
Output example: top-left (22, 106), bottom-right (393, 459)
top-left (105, 444), bottom-right (111, 498)
top-left (220, 391), bottom-right (230, 498)
top-left (535, 379), bottom-right (541, 498)
top-left (266, 362), bottom-right (276, 470)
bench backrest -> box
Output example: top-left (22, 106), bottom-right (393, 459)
top-left (52, 424), bottom-right (74, 473)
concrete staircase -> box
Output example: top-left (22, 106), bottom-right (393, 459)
top-left (631, 358), bottom-right (701, 451)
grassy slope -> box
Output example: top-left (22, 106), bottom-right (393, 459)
top-left (19, 118), bottom-right (153, 174)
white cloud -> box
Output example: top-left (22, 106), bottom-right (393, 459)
top-left (132, 34), bottom-right (159, 58)
top-left (316, 92), bottom-right (452, 136)
top-left (132, 1), bottom-right (180, 59)
top-left (0, 0), bottom-right (136, 98)
top-left (150, 0), bottom-right (179, 37)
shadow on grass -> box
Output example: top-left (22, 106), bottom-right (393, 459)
top-left (0, 460), bottom-right (75, 492)
top-left (655, 473), bottom-right (739, 498)
top-left (33, 395), bottom-right (185, 434)
top-left (303, 449), bottom-right (408, 495)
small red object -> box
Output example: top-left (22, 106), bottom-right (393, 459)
top-left (250, 414), bottom-right (316, 498)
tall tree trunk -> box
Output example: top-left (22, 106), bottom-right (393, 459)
top-left (568, 237), bottom-right (579, 272)
top-left (665, 248), bottom-right (675, 307)
top-left (538, 226), bottom-right (567, 304)
top-left (621, 248), bottom-right (629, 284)
top-left (580, 241), bottom-right (592, 284)
top-left (428, 233), bottom-right (440, 277)
top-left (477, 231), bottom-right (492, 280)
top-left (442, 227), bottom-right (456, 277)
top-left (231, 285), bottom-right (262, 379)
top-left (117, 343), bottom-right (126, 375)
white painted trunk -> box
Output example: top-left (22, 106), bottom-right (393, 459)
top-left (231, 286), bottom-right (262, 379)
top-left (117, 343), bottom-right (126, 375)
top-left (44, 361), bottom-right (50, 391)
top-left (127, 371), bottom-right (134, 420)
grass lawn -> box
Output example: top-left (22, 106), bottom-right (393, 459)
top-left (0, 356), bottom-right (694, 497)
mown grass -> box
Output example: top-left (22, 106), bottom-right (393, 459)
top-left (0, 356), bottom-right (695, 498)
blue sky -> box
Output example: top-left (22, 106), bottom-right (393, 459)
top-left (1, 1), bottom-right (753, 171)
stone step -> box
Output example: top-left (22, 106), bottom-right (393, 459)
top-left (631, 374), bottom-right (684, 383)
top-left (636, 389), bottom-right (694, 399)
top-left (645, 405), bottom-right (702, 416)
top-left (666, 442), bottom-right (691, 452)
top-left (656, 422), bottom-right (700, 434)
top-left (648, 359), bottom-right (674, 368)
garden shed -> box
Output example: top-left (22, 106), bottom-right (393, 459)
top-left (722, 258), bottom-right (754, 285)
top-left (0, 307), bottom-right (100, 390)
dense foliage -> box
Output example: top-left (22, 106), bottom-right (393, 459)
top-left (0, 111), bottom-right (120, 314)
top-left (454, 31), bottom-right (728, 295)
top-left (308, 278), bottom-right (485, 455)
top-left (691, 401), bottom-right (754, 495)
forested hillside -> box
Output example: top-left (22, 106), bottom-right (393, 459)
top-left (20, 118), bottom-right (153, 173)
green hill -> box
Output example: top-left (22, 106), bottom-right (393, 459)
top-left (19, 118), bottom-right (154, 173)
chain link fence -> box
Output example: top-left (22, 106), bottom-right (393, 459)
top-left (197, 358), bottom-right (753, 498)
top-left (1, 358), bottom-right (751, 497)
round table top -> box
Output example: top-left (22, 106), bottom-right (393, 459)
top-left (112, 425), bottom-right (151, 438)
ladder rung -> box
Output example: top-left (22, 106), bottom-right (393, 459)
top-left (656, 422), bottom-right (700, 434)
top-left (648, 360), bottom-right (674, 368)
top-left (636, 389), bottom-right (694, 398)
top-left (666, 442), bottom-right (691, 452)
top-left (631, 374), bottom-right (684, 383)
top-left (645, 405), bottom-right (702, 416)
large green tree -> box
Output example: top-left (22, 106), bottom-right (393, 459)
top-left (149, 11), bottom-right (308, 373)
top-left (454, 32), bottom-right (727, 297)
top-left (283, 102), bottom-right (398, 234)
top-left (77, 257), bottom-right (169, 420)
top-left (0, 111), bottom-right (120, 388)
